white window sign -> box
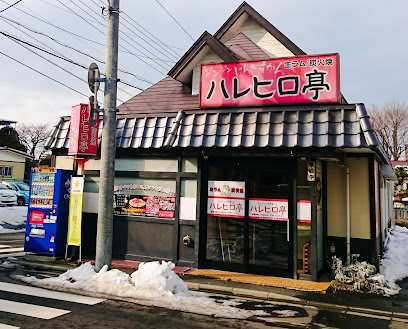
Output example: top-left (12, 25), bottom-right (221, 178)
top-left (179, 197), bottom-right (196, 220)
top-left (249, 198), bottom-right (288, 221)
top-left (297, 200), bottom-right (311, 223)
top-left (207, 180), bottom-right (245, 218)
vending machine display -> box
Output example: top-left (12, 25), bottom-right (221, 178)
top-left (24, 168), bottom-right (75, 256)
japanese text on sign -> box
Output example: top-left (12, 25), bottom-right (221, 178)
top-left (200, 54), bottom-right (339, 107)
top-left (249, 198), bottom-right (288, 221)
top-left (207, 180), bottom-right (245, 218)
top-left (68, 104), bottom-right (99, 155)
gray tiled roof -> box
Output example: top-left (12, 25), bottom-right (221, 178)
top-left (46, 104), bottom-right (385, 160)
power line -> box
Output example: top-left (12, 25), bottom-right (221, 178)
top-left (0, 7), bottom-right (157, 84)
top-left (57, 0), bottom-right (106, 36)
top-left (1, 30), bottom-right (87, 69)
top-left (120, 15), bottom-right (178, 62)
top-left (0, 0), bottom-right (21, 13)
top-left (0, 15), bottom-right (155, 85)
top-left (10, 34), bottom-right (89, 85)
top-left (0, 1), bottom-right (107, 49)
top-left (92, 0), bottom-right (184, 55)
top-left (0, 50), bottom-right (89, 97)
top-left (51, 0), bottom-right (168, 74)
top-left (155, 0), bottom-right (194, 41)
top-left (120, 18), bottom-right (176, 64)
top-left (1, 30), bottom-right (144, 97)
top-left (119, 80), bottom-right (144, 91)
top-left (121, 11), bottom-right (185, 53)
top-left (62, 0), bottom-right (173, 68)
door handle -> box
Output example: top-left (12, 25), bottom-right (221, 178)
top-left (287, 219), bottom-right (290, 242)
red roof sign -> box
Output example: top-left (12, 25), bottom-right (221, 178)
top-left (200, 54), bottom-right (339, 107)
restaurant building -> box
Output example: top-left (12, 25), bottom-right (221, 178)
top-left (47, 2), bottom-right (395, 281)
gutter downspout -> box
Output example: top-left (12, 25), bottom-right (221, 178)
top-left (338, 162), bottom-right (351, 264)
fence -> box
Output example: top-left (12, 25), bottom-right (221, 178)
top-left (394, 208), bottom-right (408, 221)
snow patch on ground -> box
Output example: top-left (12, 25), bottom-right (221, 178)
top-left (0, 206), bottom-right (27, 233)
top-left (17, 261), bottom-right (268, 319)
top-left (0, 260), bottom-right (19, 268)
top-left (272, 310), bottom-right (298, 317)
top-left (382, 225), bottom-right (408, 292)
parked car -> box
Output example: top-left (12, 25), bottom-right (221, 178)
top-left (0, 183), bottom-right (17, 206)
top-left (1, 181), bottom-right (29, 206)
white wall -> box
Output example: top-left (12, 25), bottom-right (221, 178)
top-left (0, 150), bottom-right (26, 163)
top-left (192, 16), bottom-right (295, 95)
top-left (235, 17), bottom-right (294, 58)
top-left (191, 50), bottom-right (223, 95)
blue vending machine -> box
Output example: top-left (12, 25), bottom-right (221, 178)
top-left (24, 168), bottom-right (75, 256)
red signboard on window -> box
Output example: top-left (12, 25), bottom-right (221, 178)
top-left (68, 104), bottom-right (99, 155)
top-left (200, 53), bottom-right (339, 107)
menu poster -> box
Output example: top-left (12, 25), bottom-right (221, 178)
top-left (114, 194), bottom-right (176, 219)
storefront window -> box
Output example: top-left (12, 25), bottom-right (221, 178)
top-left (115, 158), bottom-right (178, 172)
top-left (113, 177), bottom-right (177, 219)
top-left (179, 179), bottom-right (197, 220)
top-left (84, 175), bottom-right (99, 193)
top-left (182, 158), bottom-right (198, 173)
top-left (297, 159), bottom-right (312, 275)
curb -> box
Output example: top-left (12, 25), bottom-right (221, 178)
top-left (186, 282), bottom-right (408, 321)
top-left (10, 259), bottom-right (76, 272)
top-left (7, 258), bottom-right (408, 321)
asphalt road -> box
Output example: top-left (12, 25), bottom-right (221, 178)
top-left (0, 232), bottom-right (25, 249)
top-left (0, 233), bottom-right (407, 328)
top-left (0, 266), bottom-right (406, 329)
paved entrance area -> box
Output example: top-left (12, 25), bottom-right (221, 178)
top-left (107, 259), bottom-right (331, 293)
top-left (188, 269), bottom-right (331, 292)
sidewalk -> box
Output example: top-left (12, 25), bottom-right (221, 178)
top-left (8, 255), bottom-right (408, 318)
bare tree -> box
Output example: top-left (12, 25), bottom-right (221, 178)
top-left (17, 123), bottom-right (51, 160)
top-left (370, 101), bottom-right (408, 161)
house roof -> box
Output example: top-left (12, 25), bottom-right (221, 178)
top-left (213, 2), bottom-right (305, 55)
top-left (0, 119), bottom-right (17, 125)
top-left (167, 31), bottom-right (238, 85)
top-left (118, 77), bottom-right (199, 116)
top-left (0, 146), bottom-right (33, 159)
top-left (46, 104), bottom-right (386, 161)
top-left (392, 161), bottom-right (408, 167)
top-left (168, 1), bottom-right (304, 85)
top-left (223, 32), bottom-right (269, 60)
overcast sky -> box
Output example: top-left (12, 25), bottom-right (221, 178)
top-left (0, 0), bottom-right (406, 125)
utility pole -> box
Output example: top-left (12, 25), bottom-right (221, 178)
top-left (95, 0), bottom-right (120, 272)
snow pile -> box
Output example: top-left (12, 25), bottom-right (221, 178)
top-left (382, 225), bottom-right (408, 291)
top-left (17, 261), bottom-right (267, 319)
top-left (130, 261), bottom-right (190, 296)
top-left (0, 206), bottom-right (27, 233)
top-left (332, 255), bottom-right (379, 292)
top-left (332, 255), bottom-right (398, 296)
top-left (332, 225), bottom-right (408, 296)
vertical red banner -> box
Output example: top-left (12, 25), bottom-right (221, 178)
top-left (68, 104), bottom-right (99, 155)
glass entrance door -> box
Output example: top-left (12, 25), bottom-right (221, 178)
top-left (248, 170), bottom-right (290, 276)
top-left (205, 163), bottom-right (246, 272)
top-left (203, 158), bottom-right (294, 277)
